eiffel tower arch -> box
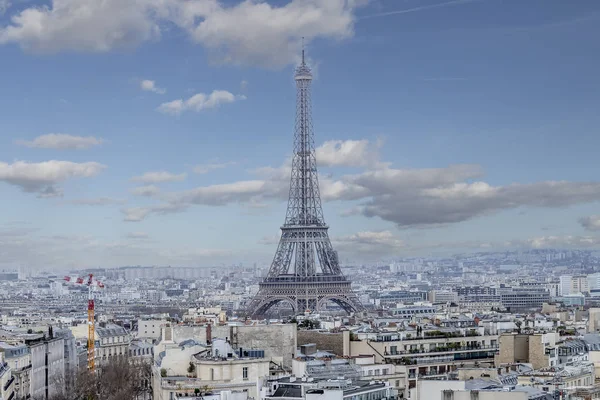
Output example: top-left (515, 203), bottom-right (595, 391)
top-left (246, 49), bottom-right (364, 318)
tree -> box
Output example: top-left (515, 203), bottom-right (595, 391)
top-left (515, 320), bottom-right (522, 333)
top-left (48, 357), bottom-right (152, 400)
top-left (188, 362), bottom-right (196, 374)
top-left (298, 319), bottom-right (321, 330)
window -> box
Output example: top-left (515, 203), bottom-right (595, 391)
top-left (243, 367), bottom-right (248, 380)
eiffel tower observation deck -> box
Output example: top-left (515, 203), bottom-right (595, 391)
top-left (246, 49), bottom-right (364, 317)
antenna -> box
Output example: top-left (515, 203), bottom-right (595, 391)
top-left (301, 36), bottom-right (305, 65)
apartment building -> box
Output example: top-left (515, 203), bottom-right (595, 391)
top-left (0, 342), bottom-right (30, 399)
top-left (153, 338), bottom-right (269, 400)
top-left (137, 319), bottom-right (164, 340)
top-left (499, 288), bottom-right (551, 312)
top-left (348, 330), bottom-right (499, 396)
top-left (29, 335), bottom-right (65, 400)
top-left (517, 362), bottom-right (595, 391)
top-left (96, 324), bottom-right (131, 363)
top-left (0, 353), bottom-right (15, 400)
top-left (495, 333), bottom-right (557, 369)
top-left (262, 377), bottom-right (393, 400)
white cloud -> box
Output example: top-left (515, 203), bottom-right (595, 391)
top-left (37, 186), bottom-right (64, 198)
top-left (126, 231), bottom-right (149, 239)
top-left (140, 163), bottom-right (600, 227)
top-left (0, 0), bottom-right (363, 67)
top-left (0, 0), bottom-right (10, 16)
top-left (15, 133), bottom-right (103, 150)
top-left (579, 215), bottom-right (600, 232)
top-left (130, 185), bottom-right (161, 197)
top-left (140, 79), bottom-right (165, 94)
top-left (0, 160), bottom-right (105, 196)
top-left (333, 230), bottom-right (404, 257)
top-left (122, 203), bottom-right (188, 222)
top-left (122, 207), bottom-right (151, 222)
top-left (316, 139), bottom-right (383, 168)
top-left (193, 161), bottom-right (236, 174)
top-left (352, 179), bottom-right (600, 228)
top-left (157, 90), bottom-right (245, 115)
top-left (70, 197), bottom-right (125, 205)
top-left (182, 0), bottom-right (356, 67)
top-left (131, 171), bottom-right (186, 184)
top-left (169, 180), bottom-right (267, 206)
top-left (0, 0), bottom-right (162, 52)
top-left (336, 230), bottom-right (403, 247)
top-left (117, 136), bottom-right (600, 227)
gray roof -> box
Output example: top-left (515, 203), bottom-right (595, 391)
top-left (465, 379), bottom-right (502, 390)
top-left (178, 339), bottom-right (205, 349)
top-left (583, 333), bottom-right (600, 349)
top-left (96, 324), bottom-right (127, 338)
top-left (129, 340), bottom-right (153, 350)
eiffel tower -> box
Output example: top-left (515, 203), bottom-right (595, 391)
top-left (246, 49), bottom-right (364, 317)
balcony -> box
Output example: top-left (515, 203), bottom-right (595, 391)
top-left (388, 348), bottom-right (498, 366)
top-left (384, 345), bottom-right (498, 357)
top-left (418, 371), bottom-right (447, 379)
top-left (0, 362), bottom-right (9, 378)
top-left (415, 356), bottom-right (455, 365)
top-left (13, 364), bottom-right (32, 373)
top-left (4, 375), bottom-right (15, 391)
top-left (374, 332), bottom-right (482, 342)
top-left (160, 377), bottom-right (254, 391)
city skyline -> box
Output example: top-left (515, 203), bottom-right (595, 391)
top-left (2, 0), bottom-right (600, 268)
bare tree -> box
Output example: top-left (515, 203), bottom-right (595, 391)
top-left (47, 357), bottom-right (152, 400)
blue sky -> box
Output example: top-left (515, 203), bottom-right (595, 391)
top-left (1, 0), bottom-right (600, 269)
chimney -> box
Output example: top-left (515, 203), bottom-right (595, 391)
top-left (207, 323), bottom-right (212, 344)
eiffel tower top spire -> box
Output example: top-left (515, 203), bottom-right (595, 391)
top-left (295, 38), bottom-right (312, 79)
top-left (286, 45), bottom-right (323, 230)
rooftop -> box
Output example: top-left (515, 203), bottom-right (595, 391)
top-left (96, 324), bottom-right (127, 338)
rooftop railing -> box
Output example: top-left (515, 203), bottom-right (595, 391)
top-left (384, 345), bottom-right (499, 357)
top-left (373, 332), bottom-right (483, 342)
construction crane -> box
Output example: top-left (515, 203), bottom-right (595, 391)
top-left (64, 274), bottom-right (105, 371)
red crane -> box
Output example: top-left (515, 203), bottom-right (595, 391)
top-left (64, 274), bottom-right (105, 371)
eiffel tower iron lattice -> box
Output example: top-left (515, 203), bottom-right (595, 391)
top-left (246, 49), bottom-right (364, 317)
